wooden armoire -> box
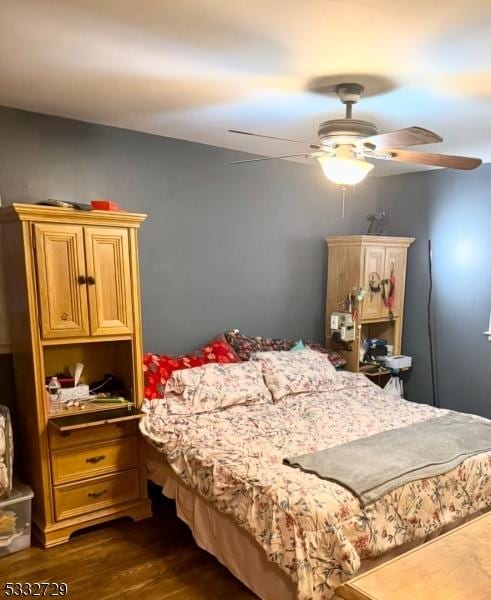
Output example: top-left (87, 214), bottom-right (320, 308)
top-left (326, 235), bottom-right (415, 377)
top-left (0, 204), bottom-right (152, 547)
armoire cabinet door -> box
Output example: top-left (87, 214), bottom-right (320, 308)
top-left (34, 224), bottom-right (90, 338)
top-left (84, 227), bottom-right (133, 336)
top-left (361, 246), bottom-right (385, 320)
top-left (383, 247), bottom-right (406, 318)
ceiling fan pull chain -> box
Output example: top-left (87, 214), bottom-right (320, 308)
top-left (341, 186), bottom-right (346, 219)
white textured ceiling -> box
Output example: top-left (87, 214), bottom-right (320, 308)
top-left (1, 0), bottom-right (490, 176)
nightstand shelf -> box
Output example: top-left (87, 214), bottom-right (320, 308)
top-left (359, 364), bottom-right (411, 377)
top-left (48, 407), bottom-right (144, 433)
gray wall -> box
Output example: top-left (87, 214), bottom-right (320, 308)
top-left (2, 106), bottom-right (488, 418)
top-left (378, 164), bottom-right (491, 418)
top-left (0, 106), bottom-right (376, 354)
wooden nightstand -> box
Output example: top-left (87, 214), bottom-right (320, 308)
top-left (43, 407), bottom-right (148, 544)
top-left (336, 512), bottom-right (491, 600)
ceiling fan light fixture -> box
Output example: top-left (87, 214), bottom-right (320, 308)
top-left (229, 81), bottom-right (481, 175)
top-left (317, 147), bottom-right (374, 186)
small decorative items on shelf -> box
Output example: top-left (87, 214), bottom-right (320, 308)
top-left (46, 363), bottom-right (132, 413)
top-left (47, 363), bottom-right (88, 412)
top-left (90, 198), bottom-right (123, 211)
top-left (36, 198), bottom-right (124, 211)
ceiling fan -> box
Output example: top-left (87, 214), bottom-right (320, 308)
top-left (228, 83), bottom-right (482, 186)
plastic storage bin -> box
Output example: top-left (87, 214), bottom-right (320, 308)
top-left (0, 482), bottom-right (34, 556)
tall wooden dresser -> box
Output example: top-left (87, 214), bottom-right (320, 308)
top-left (0, 204), bottom-right (152, 547)
top-left (326, 235), bottom-right (415, 378)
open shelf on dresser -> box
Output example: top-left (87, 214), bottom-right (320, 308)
top-left (48, 407), bottom-right (145, 433)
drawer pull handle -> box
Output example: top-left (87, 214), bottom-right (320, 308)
top-left (77, 275), bottom-right (87, 285)
top-left (87, 275), bottom-right (96, 285)
top-left (88, 489), bottom-right (107, 499)
top-left (86, 455), bottom-right (106, 464)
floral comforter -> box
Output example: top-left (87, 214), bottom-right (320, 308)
top-left (140, 372), bottom-right (491, 599)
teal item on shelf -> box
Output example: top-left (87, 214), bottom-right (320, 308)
top-left (290, 340), bottom-right (306, 352)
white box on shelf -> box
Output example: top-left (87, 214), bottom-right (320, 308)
top-left (0, 481), bottom-right (34, 556)
top-left (57, 384), bottom-right (90, 403)
top-left (381, 355), bottom-right (412, 369)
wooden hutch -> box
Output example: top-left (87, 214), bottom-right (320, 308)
top-left (0, 204), bottom-right (152, 547)
top-left (325, 235), bottom-right (415, 379)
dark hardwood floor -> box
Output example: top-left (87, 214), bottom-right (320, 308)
top-left (0, 485), bottom-right (256, 599)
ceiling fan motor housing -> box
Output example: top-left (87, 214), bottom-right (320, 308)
top-left (318, 119), bottom-right (378, 146)
top-left (335, 83), bottom-right (365, 104)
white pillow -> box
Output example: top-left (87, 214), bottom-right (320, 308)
top-left (165, 361), bottom-right (272, 415)
top-left (252, 349), bottom-right (338, 402)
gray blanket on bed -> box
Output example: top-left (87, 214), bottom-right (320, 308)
top-left (284, 413), bottom-right (491, 506)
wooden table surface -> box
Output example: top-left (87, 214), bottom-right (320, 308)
top-left (337, 512), bottom-right (491, 600)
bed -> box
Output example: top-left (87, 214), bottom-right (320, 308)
top-left (140, 352), bottom-right (491, 599)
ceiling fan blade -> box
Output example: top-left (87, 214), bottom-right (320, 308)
top-left (361, 127), bottom-right (443, 149)
top-left (379, 149), bottom-right (482, 170)
top-left (228, 129), bottom-right (322, 149)
top-left (229, 152), bottom-right (319, 165)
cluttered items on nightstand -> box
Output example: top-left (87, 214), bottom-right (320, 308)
top-left (361, 338), bottom-right (412, 370)
top-left (46, 362), bottom-right (133, 414)
top-left (361, 338), bottom-right (412, 399)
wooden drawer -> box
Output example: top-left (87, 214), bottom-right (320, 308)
top-left (51, 436), bottom-right (138, 485)
top-left (49, 420), bottom-right (137, 450)
top-left (54, 469), bottom-right (140, 521)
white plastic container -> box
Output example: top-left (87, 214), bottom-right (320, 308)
top-left (381, 355), bottom-right (412, 369)
top-left (0, 482), bottom-right (34, 556)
